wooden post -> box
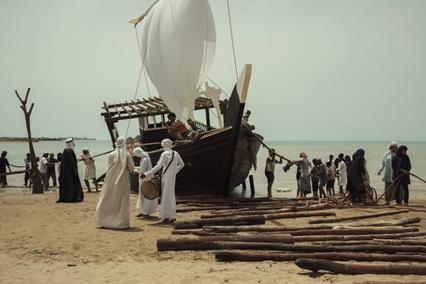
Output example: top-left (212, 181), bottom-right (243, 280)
top-left (249, 175), bottom-right (255, 198)
top-left (242, 180), bottom-right (247, 191)
top-left (205, 108), bottom-right (211, 129)
top-left (14, 88), bottom-right (43, 194)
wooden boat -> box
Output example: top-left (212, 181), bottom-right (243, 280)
top-left (101, 64), bottom-right (262, 196)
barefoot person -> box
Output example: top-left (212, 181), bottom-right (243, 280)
top-left (133, 147), bottom-right (157, 217)
top-left (378, 141), bottom-right (398, 204)
top-left (141, 139), bottom-right (184, 223)
top-left (95, 137), bottom-right (135, 229)
top-left (57, 138), bottom-right (84, 203)
top-left (264, 149), bottom-right (283, 198)
top-left (392, 145), bottom-right (411, 206)
top-left (80, 148), bottom-right (98, 193)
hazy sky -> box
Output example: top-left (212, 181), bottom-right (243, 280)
top-left (1, 0), bottom-right (425, 141)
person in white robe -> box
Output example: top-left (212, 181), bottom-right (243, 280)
top-left (133, 147), bottom-right (157, 217)
top-left (337, 158), bottom-right (347, 192)
top-left (141, 139), bottom-right (184, 223)
top-left (95, 137), bottom-right (135, 229)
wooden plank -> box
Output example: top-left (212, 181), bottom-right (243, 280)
top-left (295, 258), bottom-right (426, 275)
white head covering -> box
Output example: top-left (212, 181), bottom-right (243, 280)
top-left (161, 138), bottom-right (173, 150)
top-left (390, 141), bottom-right (398, 147)
top-left (114, 137), bottom-right (127, 185)
top-left (65, 138), bottom-right (75, 150)
top-left (133, 147), bottom-right (146, 158)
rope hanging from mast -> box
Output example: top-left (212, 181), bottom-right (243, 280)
top-left (226, 0), bottom-right (239, 81)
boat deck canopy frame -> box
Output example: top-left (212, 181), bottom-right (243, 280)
top-left (102, 96), bottom-right (226, 122)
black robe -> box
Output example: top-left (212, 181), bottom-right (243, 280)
top-left (57, 148), bottom-right (84, 202)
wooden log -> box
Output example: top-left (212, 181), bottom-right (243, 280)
top-left (201, 204), bottom-right (332, 219)
top-left (309, 209), bottom-right (409, 224)
top-left (292, 232), bottom-right (426, 242)
top-left (174, 215), bottom-right (265, 229)
top-left (288, 227), bottom-right (418, 236)
top-left (176, 197), bottom-right (274, 204)
top-left (157, 238), bottom-right (426, 253)
top-left (266, 211), bottom-right (336, 221)
top-left (176, 203), bottom-right (299, 212)
top-left (200, 234), bottom-right (294, 243)
top-left (203, 225), bottom-right (335, 234)
top-left (312, 239), bottom-right (426, 246)
top-left (345, 217), bottom-right (421, 228)
top-left (249, 175), bottom-right (255, 198)
top-left (295, 258), bottom-right (426, 275)
top-left (215, 251), bottom-right (426, 263)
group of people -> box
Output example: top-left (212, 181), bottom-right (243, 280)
top-left (95, 137), bottom-right (184, 229)
top-left (1, 136), bottom-right (185, 229)
top-left (19, 148), bottom-right (98, 193)
top-left (265, 141), bottom-right (412, 205)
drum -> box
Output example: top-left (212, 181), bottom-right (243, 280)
top-left (141, 179), bottom-right (160, 200)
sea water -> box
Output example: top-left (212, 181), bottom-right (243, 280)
top-left (1, 140), bottom-right (425, 199)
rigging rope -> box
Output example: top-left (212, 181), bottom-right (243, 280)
top-left (125, 26), bottom-right (150, 138)
top-left (226, 0), bottom-right (239, 81)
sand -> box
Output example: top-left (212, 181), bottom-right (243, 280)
top-left (1, 187), bottom-right (426, 284)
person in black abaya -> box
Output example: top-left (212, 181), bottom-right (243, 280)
top-left (346, 149), bottom-right (366, 205)
top-left (57, 138), bottom-right (84, 203)
top-left (392, 145), bottom-right (411, 205)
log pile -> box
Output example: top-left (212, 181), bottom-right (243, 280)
top-left (158, 196), bottom-right (426, 275)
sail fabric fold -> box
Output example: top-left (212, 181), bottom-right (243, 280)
top-left (141, 0), bottom-right (216, 122)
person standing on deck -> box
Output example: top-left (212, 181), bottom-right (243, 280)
top-left (46, 153), bottom-right (57, 188)
top-left (95, 137), bottom-right (135, 229)
top-left (39, 153), bottom-right (49, 191)
top-left (265, 149), bottom-right (283, 198)
top-left (24, 153), bottom-right (32, 187)
top-left (392, 145), bottom-right (411, 206)
top-left (0, 151), bottom-right (11, 187)
top-left (378, 141), bottom-right (398, 205)
top-left (140, 139), bottom-right (185, 224)
top-left (57, 138), bottom-right (84, 203)
top-left (80, 148), bottom-right (98, 193)
top-left (133, 147), bottom-right (157, 217)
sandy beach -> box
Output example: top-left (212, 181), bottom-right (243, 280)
top-left (0, 188), bottom-right (426, 284)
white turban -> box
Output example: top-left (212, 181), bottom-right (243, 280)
top-left (390, 141), bottom-right (398, 147)
top-left (161, 138), bottom-right (173, 150)
top-left (65, 138), bottom-right (75, 150)
top-left (133, 147), bottom-right (147, 158)
top-left (114, 137), bottom-right (127, 185)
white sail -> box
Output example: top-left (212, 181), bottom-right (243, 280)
top-left (140, 0), bottom-right (216, 122)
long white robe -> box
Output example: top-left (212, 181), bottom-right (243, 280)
top-left (95, 153), bottom-right (134, 229)
top-left (338, 160), bottom-right (347, 186)
top-left (135, 155), bottom-right (158, 215)
top-left (145, 149), bottom-right (184, 220)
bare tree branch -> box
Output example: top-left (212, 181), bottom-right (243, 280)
top-left (28, 103), bottom-right (34, 115)
top-left (25, 88), bottom-right (31, 104)
top-left (15, 90), bottom-right (24, 104)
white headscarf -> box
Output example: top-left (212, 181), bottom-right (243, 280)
top-left (133, 147), bottom-right (146, 158)
top-left (65, 138), bottom-right (75, 150)
top-left (114, 137), bottom-right (127, 185)
top-left (161, 138), bottom-right (173, 150)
